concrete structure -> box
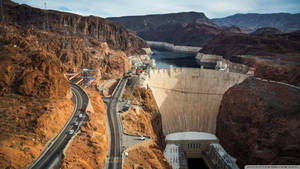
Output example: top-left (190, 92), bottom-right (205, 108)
top-left (195, 53), bottom-right (223, 64)
top-left (166, 132), bottom-right (218, 158)
top-left (216, 61), bottom-right (229, 72)
top-left (195, 53), bottom-right (252, 74)
top-left (164, 132), bottom-right (239, 169)
top-left (140, 68), bottom-right (249, 135)
top-left (164, 144), bottom-right (188, 169)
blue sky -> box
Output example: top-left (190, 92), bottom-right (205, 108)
top-left (12, 0), bottom-right (300, 18)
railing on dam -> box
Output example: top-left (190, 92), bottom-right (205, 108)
top-left (206, 143), bottom-right (239, 169)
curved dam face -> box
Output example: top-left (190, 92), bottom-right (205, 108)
top-left (144, 68), bottom-right (248, 135)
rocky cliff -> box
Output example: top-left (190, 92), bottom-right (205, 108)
top-left (121, 87), bottom-right (171, 169)
top-left (60, 90), bottom-right (108, 169)
top-left (0, 23), bottom-right (69, 98)
top-left (0, 23), bottom-right (75, 168)
top-left (251, 27), bottom-right (282, 35)
top-left (216, 78), bottom-right (300, 167)
top-left (2, 0), bottom-right (148, 55)
top-left (201, 31), bottom-right (300, 59)
top-left (138, 23), bottom-right (221, 47)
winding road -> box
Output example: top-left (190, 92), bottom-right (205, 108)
top-left (29, 83), bottom-right (89, 169)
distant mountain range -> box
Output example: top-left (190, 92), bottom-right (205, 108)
top-left (212, 13), bottom-right (300, 33)
top-left (108, 12), bottom-right (300, 47)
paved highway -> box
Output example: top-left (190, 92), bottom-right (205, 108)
top-left (107, 78), bottom-right (128, 169)
top-left (29, 83), bottom-right (89, 169)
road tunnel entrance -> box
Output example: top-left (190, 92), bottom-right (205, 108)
top-left (188, 158), bottom-right (209, 169)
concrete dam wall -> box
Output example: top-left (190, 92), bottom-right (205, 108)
top-left (142, 68), bottom-right (249, 135)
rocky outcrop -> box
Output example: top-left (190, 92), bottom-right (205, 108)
top-left (121, 87), bottom-right (169, 168)
top-left (60, 90), bottom-right (108, 169)
top-left (251, 27), bottom-right (282, 35)
top-left (0, 24), bottom-right (69, 98)
top-left (216, 78), bottom-right (300, 167)
top-left (254, 61), bottom-right (300, 87)
top-left (221, 25), bottom-right (242, 33)
top-left (0, 21), bottom-right (76, 168)
top-left (2, 0), bottom-right (148, 55)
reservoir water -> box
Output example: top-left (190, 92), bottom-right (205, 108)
top-left (150, 49), bottom-right (200, 68)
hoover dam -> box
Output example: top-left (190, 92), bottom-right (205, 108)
top-left (140, 68), bottom-right (249, 135)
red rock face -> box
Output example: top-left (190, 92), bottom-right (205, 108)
top-left (216, 78), bottom-right (300, 167)
top-left (2, 0), bottom-right (148, 55)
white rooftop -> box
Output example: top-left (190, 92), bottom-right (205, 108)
top-left (166, 132), bottom-right (218, 141)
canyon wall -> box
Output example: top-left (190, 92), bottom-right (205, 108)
top-left (2, 0), bottom-right (148, 55)
top-left (217, 78), bottom-right (300, 167)
top-left (143, 68), bottom-right (248, 135)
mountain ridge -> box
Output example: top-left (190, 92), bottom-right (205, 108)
top-left (212, 13), bottom-right (300, 32)
top-left (108, 11), bottom-right (215, 33)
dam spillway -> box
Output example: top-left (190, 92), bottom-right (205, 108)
top-left (141, 68), bottom-right (249, 135)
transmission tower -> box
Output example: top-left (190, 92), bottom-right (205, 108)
top-left (0, 0), bottom-right (4, 22)
top-left (43, 1), bottom-right (49, 31)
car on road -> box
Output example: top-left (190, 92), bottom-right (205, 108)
top-left (78, 114), bottom-right (83, 118)
top-left (139, 136), bottom-right (145, 140)
top-left (123, 104), bottom-right (130, 112)
top-left (73, 121), bottom-right (79, 126)
top-left (68, 129), bottom-right (74, 135)
top-left (81, 107), bottom-right (86, 112)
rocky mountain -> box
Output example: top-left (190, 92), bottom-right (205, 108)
top-left (200, 30), bottom-right (300, 86)
top-left (2, 0), bottom-right (148, 55)
top-left (108, 11), bottom-right (216, 33)
top-left (217, 78), bottom-right (300, 167)
top-left (212, 13), bottom-right (300, 32)
top-left (251, 27), bottom-right (282, 35)
top-left (201, 31), bottom-right (300, 59)
top-left (221, 25), bottom-right (242, 34)
top-left (0, 24), bottom-right (69, 98)
top-left (137, 23), bottom-right (221, 46)
top-left (0, 1), bottom-right (150, 168)
top-left (0, 23), bottom-right (76, 168)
